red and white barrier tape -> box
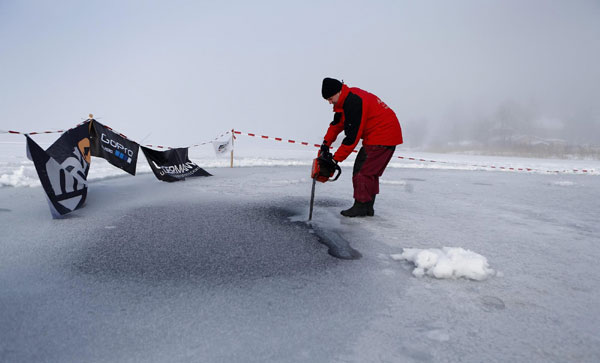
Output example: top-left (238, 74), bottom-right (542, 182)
top-left (142, 130), bottom-right (231, 149)
top-left (80, 122), bottom-right (231, 150)
top-left (3, 123), bottom-right (596, 174)
top-left (232, 129), bottom-right (596, 175)
top-left (392, 154), bottom-right (594, 174)
top-left (1, 121), bottom-right (89, 135)
top-left (2, 121), bottom-right (231, 150)
top-left (233, 130), bottom-right (324, 149)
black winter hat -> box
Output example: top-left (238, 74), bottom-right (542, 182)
top-left (321, 78), bottom-right (343, 99)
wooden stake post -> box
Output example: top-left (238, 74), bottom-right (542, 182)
top-left (230, 129), bottom-right (234, 168)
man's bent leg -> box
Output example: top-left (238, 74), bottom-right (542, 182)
top-left (352, 145), bottom-right (395, 203)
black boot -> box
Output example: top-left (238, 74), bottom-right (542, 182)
top-left (366, 195), bottom-right (375, 216)
top-left (341, 200), bottom-right (371, 217)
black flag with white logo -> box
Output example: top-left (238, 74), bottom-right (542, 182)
top-left (141, 146), bottom-right (211, 182)
top-left (89, 120), bottom-right (139, 175)
top-left (26, 122), bottom-right (91, 218)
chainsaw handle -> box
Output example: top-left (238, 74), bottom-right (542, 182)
top-left (329, 163), bottom-right (342, 181)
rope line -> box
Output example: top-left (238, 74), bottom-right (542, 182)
top-left (232, 129), bottom-right (595, 175)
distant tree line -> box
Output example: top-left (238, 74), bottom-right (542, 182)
top-left (402, 100), bottom-right (600, 159)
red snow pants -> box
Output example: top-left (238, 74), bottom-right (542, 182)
top-left (352, 145), bottom-right (396, 203)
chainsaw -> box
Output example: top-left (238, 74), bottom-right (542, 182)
top-left (308, 149), bottom-right (341, 221)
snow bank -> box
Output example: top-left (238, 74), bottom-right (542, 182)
top-left (1, 135), bottom-right (598, 189)
top-left (0, 156), bottom-right (314, 189)
top-left (391, 247), bottom-right (495, 281)
top-left (0, 165), bottom-right (40, 187)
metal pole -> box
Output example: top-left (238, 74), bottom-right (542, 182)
top-left (308, 177), bottom-right (316, 221)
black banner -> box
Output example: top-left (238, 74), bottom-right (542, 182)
top-left (26, 122), bottom-right (91, 218)
top-left (89, 120), bottom-right (139, 175)
top-left (141, 146), bottom-right (211, 182)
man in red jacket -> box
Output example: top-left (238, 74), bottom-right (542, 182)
top-left (320, 77), bottom-right (403, 217)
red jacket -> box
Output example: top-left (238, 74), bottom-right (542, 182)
top-left (323, 84), bottom-right (403, 162)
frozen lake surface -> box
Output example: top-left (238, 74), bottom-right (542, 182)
top-left (1, 162), bottom-right (599, 362)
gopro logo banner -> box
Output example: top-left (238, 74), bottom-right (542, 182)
top-left (90, 120), bottom-right (139, 175)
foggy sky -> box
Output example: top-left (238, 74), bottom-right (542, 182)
top-left (1, 0), bottom-right (599, 148)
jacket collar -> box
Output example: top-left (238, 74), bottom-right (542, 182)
top-left (333, 84), bottom-right (349, 112)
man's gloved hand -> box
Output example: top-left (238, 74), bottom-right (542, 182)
top-left (320, 149), bottom-right (334, 163)
top-left (323, 153), bottom-right (336, 165)
top-left (318, 148), bottom-right (337, 177)
top-left (320, 142), bottom-right (330, 156)
top-left (320, 142), bottom-right (336, 162)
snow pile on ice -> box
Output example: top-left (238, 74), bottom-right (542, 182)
top-left (391, 247), bottom-right (495, 281)
top-left (0, 165), bottom-right (40, 187)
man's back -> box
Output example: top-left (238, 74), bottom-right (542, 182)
top-left (346, 86), bottom-right (403, 147)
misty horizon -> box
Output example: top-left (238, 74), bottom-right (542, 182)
top-left (1, 1), bottom-right (599, 158)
